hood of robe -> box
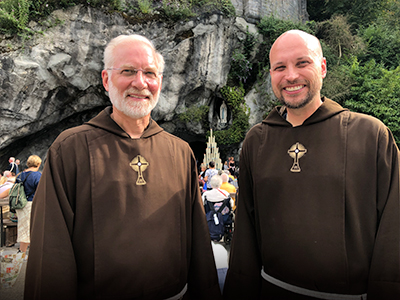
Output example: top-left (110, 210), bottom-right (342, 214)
top-left (85, 106), bottom-right (164, 138)
top-left (263, 97), bottom-right (348, 127)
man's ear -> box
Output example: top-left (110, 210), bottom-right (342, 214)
top-left (321, 57), bottom-right (327, 79)
top-left (102, 69), bottom-right (110, 91)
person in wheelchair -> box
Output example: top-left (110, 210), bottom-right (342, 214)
top-left (202, 175), bottom-right (234, 243)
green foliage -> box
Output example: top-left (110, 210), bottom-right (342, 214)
top-left (189, 0), bottom-right (235, 16)
top-left (161, 0), bottom-right (195, 21)
top-left (0, 0), bottom-right (30, 34)
top-left (321, 59), bottom-right (355, 102)
top-left (0, 0), bottom-right (123, 34)
top-left (357, 22), bottom-right (400, 70)
top-left (214, 0), bottom-right (235, 16)
top-left (179, 105), bottom-right (209, 124)
top-left (343, 58), bottom-right (400, 145)
top-left (243, 28), bottom-right (257, 58)
top-left (230, 49), bottom-right (252, 84)
top-left (228, 30), bottom-right (257, 86)
top-left (307, 0), bottom-right (388, 26)
top-left (381, 0), bottom-right (400, 28)
top-left (316, 15), bottom-right (364, 64)
top-left (137, 0), bottom-right (153, 14)
top-left (221, 85), bottom-right (245, 109)
top-left (256, 16), bottom-right (314, 69)
top-left (257, 16), bottom-right (314, 46)
top-left (0, 0), bottom-right (234, 34)
top-left (214, 85), bottom-right (250, 145)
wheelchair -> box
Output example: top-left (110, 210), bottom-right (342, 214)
top-left (204, 196), bottom-right (234, 245)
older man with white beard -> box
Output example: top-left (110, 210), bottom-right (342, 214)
top-left (25, 35), bottom-right (222, 300)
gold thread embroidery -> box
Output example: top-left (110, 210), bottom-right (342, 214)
top-left (130, 155), bottom-right (149, 185)
top-left (288, 142), bottom-right (307, 172)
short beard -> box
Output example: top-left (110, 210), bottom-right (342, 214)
top-left (108, 80), bottom-right (159, 119)
top-left (278, 90), bottom-right (313, 109)
top-left (277, 78), bottom-right (322, 109)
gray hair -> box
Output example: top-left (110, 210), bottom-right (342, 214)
top-left (221, 173), bottom-right (229, 183)
top-left (210, 175), bottom-right (223, 189)
top-left (103, 34), bottom-right (165, 73)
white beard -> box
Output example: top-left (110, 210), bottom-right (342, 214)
top-left (108, 79), bottom-right (159, 119)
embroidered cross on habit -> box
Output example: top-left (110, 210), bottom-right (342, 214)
top-left (287, 142), bottom-right (307, 173)
top-left (130, 155), bottom-right (149, 185)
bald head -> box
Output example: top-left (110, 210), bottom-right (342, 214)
top-left (268, 29), bottom-right (327, 118)
top-left (270, 30), bottom-right (323, 63)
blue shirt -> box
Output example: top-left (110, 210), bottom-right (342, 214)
top-left (16, 171), bottom-right (41, 201)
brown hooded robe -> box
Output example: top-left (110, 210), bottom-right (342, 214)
top-left (224, 98), bottom-right (400, 300)
top-left (24, 107), bottom-right (222, 300)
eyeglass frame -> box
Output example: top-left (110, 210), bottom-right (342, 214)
top-left (106, 67), bottom-right (162, 80)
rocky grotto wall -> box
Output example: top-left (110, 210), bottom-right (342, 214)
top-left (0, 1), bottom-right (306, 170)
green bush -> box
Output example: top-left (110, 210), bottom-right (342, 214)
top-left (343, 58), bottom-right (400, 146)
top-left (321, 59), bottom-right (355, 103)
top-left (179, 105), bottom-right (209, 124)
top-left (161, 0), bottom-right (195, 21)
top-left (137, 0), bottom-right (153, 14)
top-left (0, 0), bottom-right (234, 34)
top-left (0, 0), bottom-right (123, 34)
top-left (316, 15), bottom-right (364, 64)
top-left (357, 22), bottom-right (400, 70)
top-left (257, 16), bottom-right (314, 46)
top-left (0, 0), bottom-right (30, 34)
top-left (256, 16), bottom-right (314, 70)
top-left (230, 49), bottom-right (252, 84)
top-left (307, 0), bottom-right (388, 26)
top-left (214, 85), bottom-right (250, 145)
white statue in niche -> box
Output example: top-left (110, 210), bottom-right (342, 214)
top-left (220, 102), bottom-right (227, 124)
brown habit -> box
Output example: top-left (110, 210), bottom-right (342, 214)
top-left (224, 98), bottom-right (400, 299)
top-left (24, 107), bottom-right (221, 300)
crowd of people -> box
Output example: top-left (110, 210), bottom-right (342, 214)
top-left (0, 155), bottom-right (42, 256)
top-left (0, 29), bottom-right (398, 300)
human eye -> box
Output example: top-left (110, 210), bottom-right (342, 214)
top-left (273, 65), bottom-right (285, 72)
top-left (297, 60), bottom-right (310, 67)
top-left (120, 69), bottom-right (137, 76)
top-left (144, 70), bottom-right (157, 79)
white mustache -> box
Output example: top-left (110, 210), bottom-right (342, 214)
top-left (125, 89), bottom-right (151, 97)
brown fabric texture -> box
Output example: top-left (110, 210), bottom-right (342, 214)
top-left (24, 107), bottom-right (222, 300)
top-left (224, 98), bottom-right (400, 300)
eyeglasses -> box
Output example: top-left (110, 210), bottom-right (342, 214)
top-left (107, 68), bottom-right (161, 80)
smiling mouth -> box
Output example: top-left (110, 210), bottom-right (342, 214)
top-left (284, 85), bottom-right (305, 92)
top-left (128, 94), bottom-right (149, 99)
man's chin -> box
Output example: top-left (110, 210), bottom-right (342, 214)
top-left (279, 95), bottom-right (312, 109)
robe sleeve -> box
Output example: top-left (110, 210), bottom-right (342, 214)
top-left (223, 127), bottom-right (263, 299)
top-left (24, 143), bottom-right (78, 300)
top-left (187, 151), bottom-right (222, 299)
top-left (367, 127), bottom-right (400, 299)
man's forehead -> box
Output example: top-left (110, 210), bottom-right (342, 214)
top-left (270, 32), bottom-right (321, 59)
top-left (114, 42), bottom-right (157, 65)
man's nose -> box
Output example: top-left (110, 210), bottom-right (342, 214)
top-left (130, 71), bottom-right (148, 89)
top-left (285, 65), bottom-right (299, 81)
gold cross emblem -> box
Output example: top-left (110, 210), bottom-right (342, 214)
top-left (288, 142), bottom-right (307, 172)
top-left (130, 155), bottom-right (149, 185)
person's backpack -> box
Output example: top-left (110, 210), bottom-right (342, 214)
top-left (205, 197), bottom-right (229, 241)
top-left (9, 172), bottom-right (32, 211)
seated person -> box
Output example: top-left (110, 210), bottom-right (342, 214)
top-left (202, 175), bottom-right (233, 223)
top-left (0, 171), bottom-right (14, 198)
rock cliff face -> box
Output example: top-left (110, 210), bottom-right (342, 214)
top-left (0, 3), bottom-right (304, 170)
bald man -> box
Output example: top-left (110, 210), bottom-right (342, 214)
top-left (223, 30), bottom-right (400, 300)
